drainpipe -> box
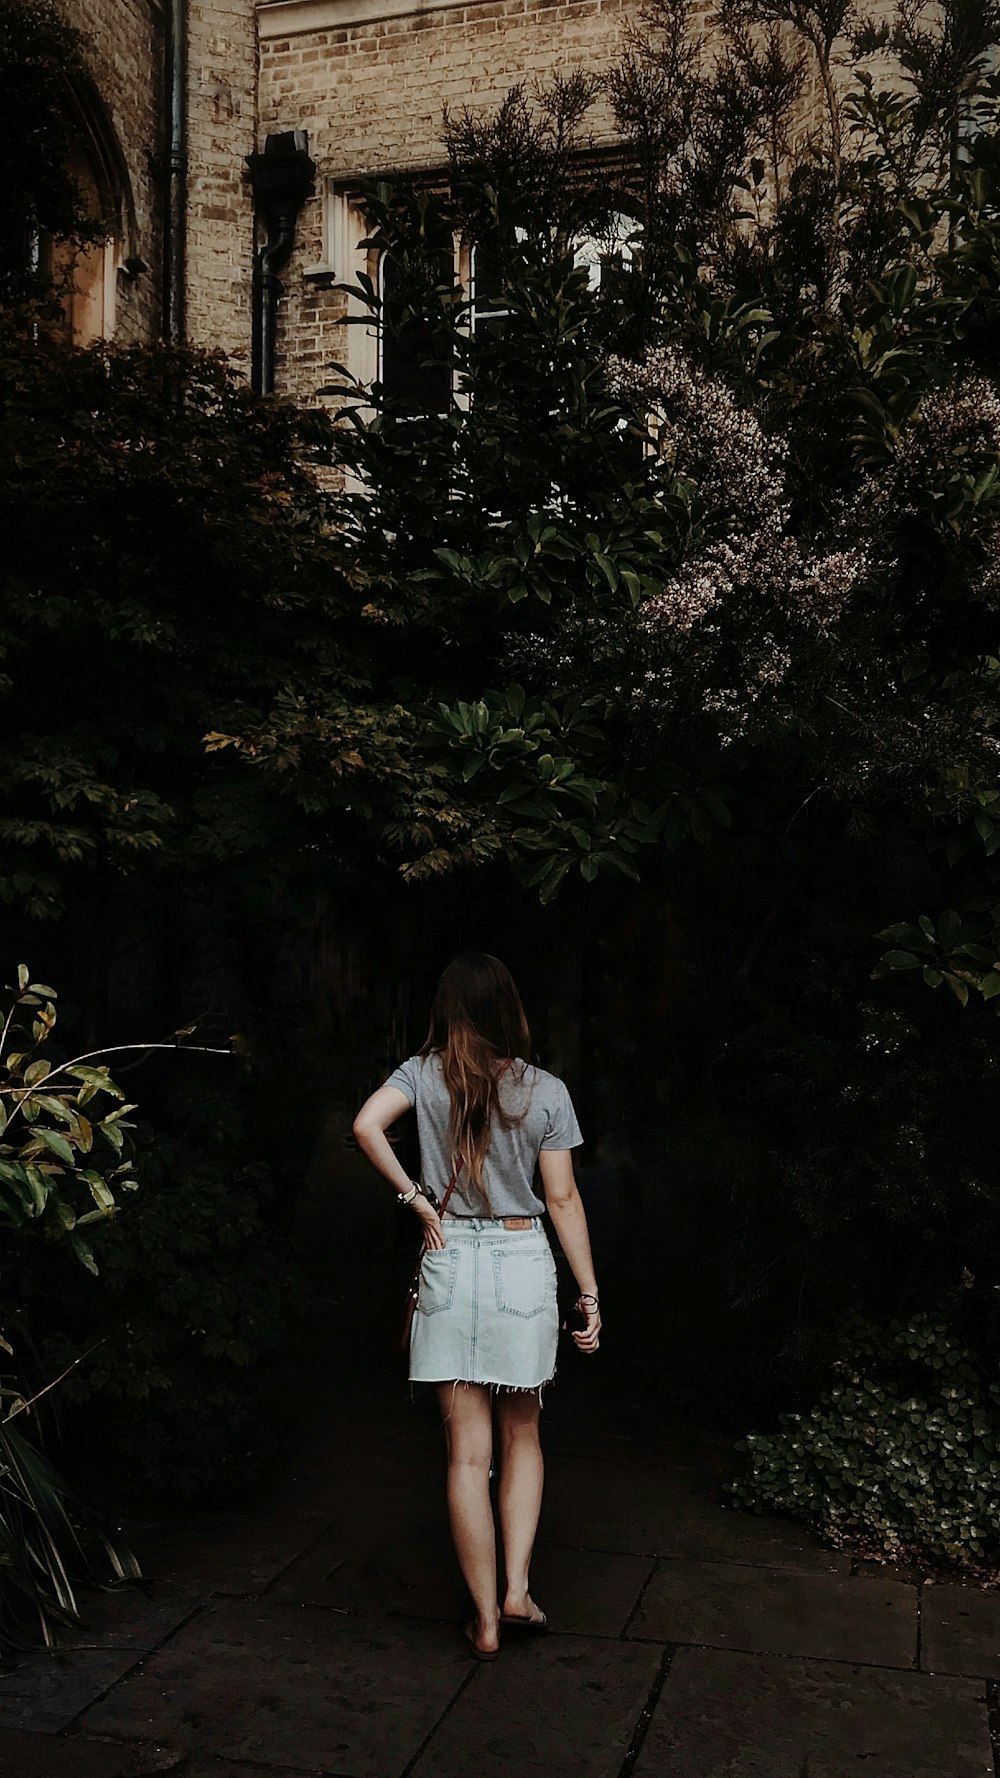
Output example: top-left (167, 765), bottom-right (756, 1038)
top-left (246, 131), bottom-right (314, 395)
top-left (164, 0), bottom-right (187, 341)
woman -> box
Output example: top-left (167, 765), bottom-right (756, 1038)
top-left (353, 951), bottom-right (601, 1660)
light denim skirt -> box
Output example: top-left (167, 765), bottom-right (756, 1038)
top-left (409, 1217), bottom-right (558, 1391)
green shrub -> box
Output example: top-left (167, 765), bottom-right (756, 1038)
top-left (43, 1131), bottom-right (305, 1500)
top-left (732, 1294), bottom-right (1000, 1570)
top-left (0, 965), bottom-right (144, 1647)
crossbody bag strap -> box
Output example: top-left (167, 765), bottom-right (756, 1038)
top-left (438, 1163), bottom-right (461, 1219)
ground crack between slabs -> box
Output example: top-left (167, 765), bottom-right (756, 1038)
top-left (398, 1658), bottom-right (480, 1778)
top-left (615, 1646), bottom-right (674, 1778)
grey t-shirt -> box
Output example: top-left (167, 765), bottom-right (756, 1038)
top-left (384, 1052), bottom-right (583, 1217)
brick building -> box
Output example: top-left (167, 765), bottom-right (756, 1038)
top-left (57, 0), bottom-right (638, 396)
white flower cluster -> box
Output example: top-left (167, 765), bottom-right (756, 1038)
top-left (750, 642), bottom-right (793, 688)
top-left (607, 346), bottom-right (787, 531)
top-left (608, 340), bottom-right (879, 642)
top-left (919, 376), bottom-right (1000, 459)
top-left (645, 556), bottom-right (731, 631)
top-left (976, 524), bottom-right (1000, 602)
top-left (642, 527), bottom-right (870, 641)
top-left (700, 685), bottom-right (749, 740)
top-left (786, 548), bottom-right (871, 626)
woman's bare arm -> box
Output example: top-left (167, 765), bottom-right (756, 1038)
top-left (538, 1149), bottom-right (601, 1352)
top-left (352, 1085), bottom-right (446, 1249)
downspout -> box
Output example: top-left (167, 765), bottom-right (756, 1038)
top-left (164, 0), bottom-right (187, 341)
top-left (246, 131), bottom-right (314, 395)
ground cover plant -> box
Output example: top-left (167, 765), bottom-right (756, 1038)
top-left (733, 1289), bottom-right (1000, 1572)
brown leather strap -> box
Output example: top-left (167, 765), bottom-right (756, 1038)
top-left (438, 1163), bottom-right (460, 1217)
top-left (444, 1214), bottom-right (537, 1228)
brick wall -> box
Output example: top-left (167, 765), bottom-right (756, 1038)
top-left (185, 0), bottom-right (259, 363)
top-left (60, 0), bottom-right (166, 344)
top-left (61, 0), bottom-right (260, 358)
top-left (257, 0), bottom-right (640, 403)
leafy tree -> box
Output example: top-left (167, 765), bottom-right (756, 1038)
top-left (0, 318), bottom-right (363, 922)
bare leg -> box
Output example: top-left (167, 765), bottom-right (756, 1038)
top-left (495, 1391), bottom-right (546, 1622)
top-left (438, 1382), bottom-right (500, 1653)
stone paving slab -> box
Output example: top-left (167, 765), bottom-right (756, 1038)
top-left (130, 1504), bottom-right (340, 1598)
top-left (410, 1634), bottom-right (664, 1778)
top-left (539, 1455), bottom-right (851, 1572)
top-left (922, 1581), bottom-right (1000, 1679)
top-left (78, 1600), bottom-right (471, 1775)
top-left (632, 1647), bottom-right (993, 1778)
top-left (859, 1558), bottom-right (925, 1585)
top-left (0, 1647), bottom-right (147, 1734)
top-left (628, 1561), bottom-right (917, 1667)
top-left (0, 1728), bottom-right (134, 1777)
top-left (529, 1546), bottom-right (654, 1638)
top-left (0, 1586), bottom-right (204, 1739)
top-left (48, 1584), bottom-right (204, 1652)
top-left (269, 1525), bottom-right (654, 1642)
top-left (267, 1525), bottom-right (464, 1621)
top-left (123, 1437), bottom-right (438, 1603)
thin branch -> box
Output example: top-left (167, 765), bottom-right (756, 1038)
top-left (0, 996), bottom-right (23, 1071)
top-left (1, 1339), bottom-right (107, 1424)
top-left (1, 1039), bottom-right (233, 1137)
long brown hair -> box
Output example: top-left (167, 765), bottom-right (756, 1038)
top-left (420, 952), bottom-right (531, 1209)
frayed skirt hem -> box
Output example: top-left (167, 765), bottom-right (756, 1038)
top-left (409, 1373), bottom-right (555, 1395)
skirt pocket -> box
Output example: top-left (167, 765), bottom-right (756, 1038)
top-left (491, 1246), bottom-right (550, 1319)
top-left (418, 1246), bottom-right (460, 1315)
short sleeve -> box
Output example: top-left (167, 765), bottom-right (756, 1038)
top-left (383, 1055), bottom-right (420, 1105)
top-left (540, 1077), bottom-right (583, 1150)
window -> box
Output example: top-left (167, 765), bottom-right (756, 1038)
top-left (573, 212), bottom-right (639, 288)
top-left (378, 247), bottom-right (453, 412)
top-left (314, 187), bottom-right (456, 409)
top-left (316, 184), bottom-right (637, 403)
top-left (469, 239), bottom-right (511, 340)
top-left (956, 43), bottom-right (999, 162)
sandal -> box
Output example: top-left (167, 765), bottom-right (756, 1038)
top-left (499, 1607), bottom-right (547, 1633)
top-left (464, 1620), bottom-right (501, 1661)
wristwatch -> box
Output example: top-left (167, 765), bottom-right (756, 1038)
top-left (397, 1180), bottom-right (422, 1206)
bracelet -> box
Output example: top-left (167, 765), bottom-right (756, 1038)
top-left (397, 1181), bottom-right (421, 1206)
top-left (577, 1292), bottom-right (599, 1307)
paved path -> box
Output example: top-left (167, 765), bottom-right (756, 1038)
top-left (1, 1376), bottom-right (999, 1778)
